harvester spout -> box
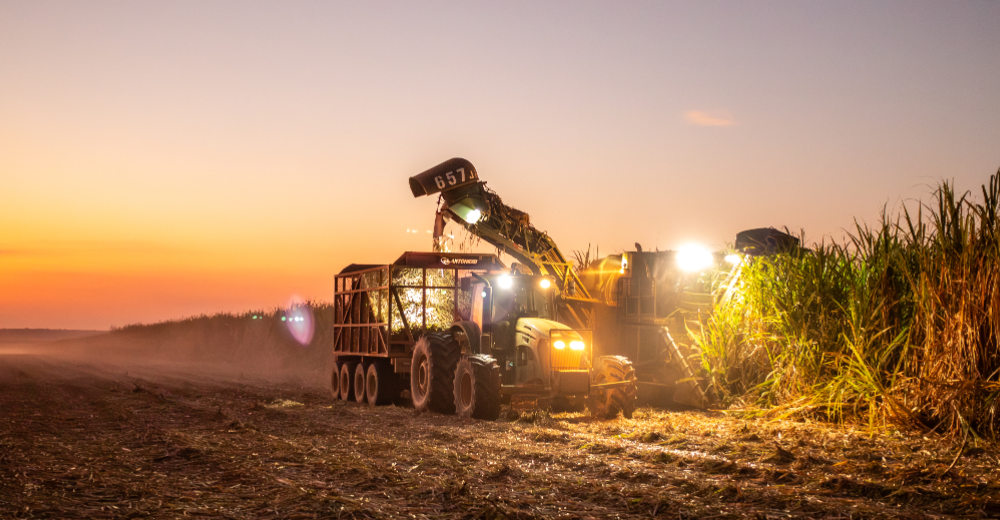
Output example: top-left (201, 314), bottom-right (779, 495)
top-left (409, 157), bottom-right (480, 198)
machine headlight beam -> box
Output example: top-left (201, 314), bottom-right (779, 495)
top-left (677, 244), bottom-right (714, 273)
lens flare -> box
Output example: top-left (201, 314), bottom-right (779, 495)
top-left (285, 296), bottom-right (314, 345)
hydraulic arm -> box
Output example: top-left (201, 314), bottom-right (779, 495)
top-left (410, 158), bottom-right (597, 329)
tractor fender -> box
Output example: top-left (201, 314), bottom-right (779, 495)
top-left (450, 321), bottom-right (482, 355)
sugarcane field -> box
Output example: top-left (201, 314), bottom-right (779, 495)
top-left (4, 166), bottom-right (1000, 518)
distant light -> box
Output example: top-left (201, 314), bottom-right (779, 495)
top-left (677, 245), bottom-right (714, 272)
top-left (539, 279), bottom-right (551, 289)
top-left (498, 275), bottom-right (513, 289)
top-left (725, 254), bottom-right (742, 265)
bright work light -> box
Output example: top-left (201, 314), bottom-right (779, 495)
top-left (498, 275), bottom-right (513, 289)
top-left (677, 245), bottom-right (714, 272)
top-left (464, 209), bottom-right (482, 224)
top-left (570, 341), bottom-right (585, 351)
top-left (554, 340), bottom-right (566, 350)
top-left (539, 279), bottom-right (551, 289)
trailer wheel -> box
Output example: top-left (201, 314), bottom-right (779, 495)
top-left (453, 355), bottom-right (501, 420)
top-left (366, 361), bottom-right (395, 406)
top-left (328, 358), bottom-right (341, 400)
top-left (588, 355), bottom-right (638, 419)
top-left (339, 361), bottom-right (358, 402)
top-left (354, 362), bottom-right (368, 404)
top-left (411, 333), bottom-right (460, 414)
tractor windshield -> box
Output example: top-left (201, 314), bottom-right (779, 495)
top-left (491, 276), bottom-right (554, 322)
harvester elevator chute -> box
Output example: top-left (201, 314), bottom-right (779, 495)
top-left (409, 158), bottom-right (597, 331)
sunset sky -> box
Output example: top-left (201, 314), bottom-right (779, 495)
top-left (2, 1), bottom-right (999, 330)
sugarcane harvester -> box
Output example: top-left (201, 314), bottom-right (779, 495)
top-left (409, 158), bottom-right (733, 409)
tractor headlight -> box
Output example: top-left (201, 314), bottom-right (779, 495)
top-left (553, 340), bottom-right (566, 350)
top-left (498, 275), bottom-right (513, 289)
top-left (570, 340), bottom-right (585, 351)
top-left (539, 278), bottom-right (551, 289)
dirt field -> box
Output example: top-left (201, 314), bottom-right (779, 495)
top-left (1, 338), bottom-right (999, 519)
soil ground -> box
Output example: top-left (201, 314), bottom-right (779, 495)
top-left (1, 337), bottom-right (999, 519)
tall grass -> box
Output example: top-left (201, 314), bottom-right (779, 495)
top-left (697, 169), bottom-right (1000, 438)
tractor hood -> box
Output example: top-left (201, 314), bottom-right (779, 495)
top-left (515, 318), bottom-right (585, 343)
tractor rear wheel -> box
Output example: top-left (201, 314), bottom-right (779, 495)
top-left (354, 362), bottom-right (368, 404)
top-left (366, 361), bottom-right (395, 406)
top-left (588, 355), bottom-right (638, 419)
top-left (410, 333), bottom-right (460, 414)
top-left (340, 362), bottom-right (358, 402)
top-left (328, 359), bottom-right (341, 400)
top-left (453, 355), bottom-right (501, 420)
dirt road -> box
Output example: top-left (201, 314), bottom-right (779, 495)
top-left (1, 344), bottom-right (998, 519)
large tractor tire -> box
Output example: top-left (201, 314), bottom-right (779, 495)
top-left (366, 361), bottom-right (395, 406)
top-left (588, 355), bottom-right (638, 419)
top-left (339, 361), bottom-right (358, 402)
top-left (328, 358), bottom-right (341, 400)
top-left (410, 333), bottom-right (460, 414)
top-left (354, 362), bottom-right (368, 404)
top-left (453, 355), bottom-right (501, 420)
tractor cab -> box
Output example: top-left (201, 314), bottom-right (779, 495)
top-left (466, 272), bottom-right (592, 393)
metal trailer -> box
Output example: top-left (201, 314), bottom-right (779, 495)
top-left (329, 251), bottom-right (503, 407)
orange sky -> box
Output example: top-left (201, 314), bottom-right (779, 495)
top-left (2, 1), bottom-right (999, 329)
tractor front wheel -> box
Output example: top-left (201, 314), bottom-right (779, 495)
top-left (588, 355), bottom-right (638, 419)
top-left (453, 355), bottom-right (501, 420)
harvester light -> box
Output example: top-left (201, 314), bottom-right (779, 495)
top-left (281, 317), bottom-right (286, 322)
top-left (620, 253), bottom-right (628, 274)
top-left (539, 279), bottom-right (551, 289)
top-left (464, 209), bottom-right (482, 224)
top-left (570, 340), bottom-right (585, 351)
top-left (554, 340), bottom-right (566, 350)
top-left (498, 275), bottom-right (513, 289)
top-left (677, 244), bottom-right (714, 272)
top-left (725, 253), bottom-right (741, 265)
